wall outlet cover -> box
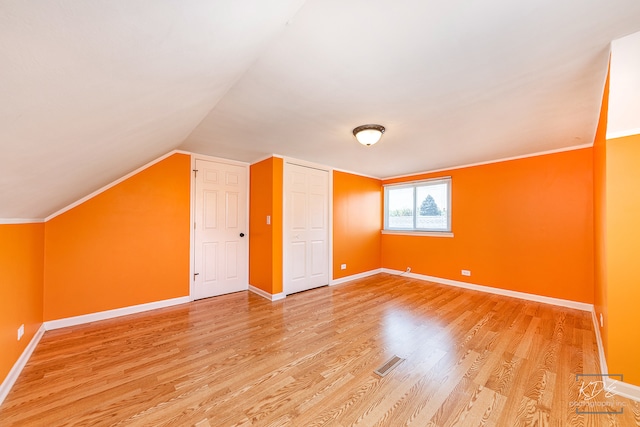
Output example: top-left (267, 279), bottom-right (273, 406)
top-left (600, 313), bottom-right (604, 328)
top-left (340, 264), bottom-right (347, 270)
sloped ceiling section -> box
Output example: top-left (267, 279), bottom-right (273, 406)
top-left (0, 0), bottom-right (306, 218)
top-left (2, 0), bottom-right (640, 219)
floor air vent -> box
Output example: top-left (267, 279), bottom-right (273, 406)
top-left (374, 355), bottom-right (404, 377)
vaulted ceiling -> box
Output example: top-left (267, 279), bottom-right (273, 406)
top-left (2, 0), bottom-right (640, 218)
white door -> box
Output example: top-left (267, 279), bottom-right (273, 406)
top-left (284, 163), bottom-right (329, 295)
top-left (193, 159), bottom-right (248, 300)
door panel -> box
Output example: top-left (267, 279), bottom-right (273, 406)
top-left (203, 243), bottom-right (218, 282)
top-left (225, 241), bottom-right (239, 279)
top-left (194, 159), bottom-right (248, 299)
top-left (284, 163), bottom-right (329, 294)
top-left (226, 192), bottom-right (239, 229)
top-left (311, 240), bottom-right (325, 276)
top-left (204, 191), bottom-right (218, 229)
top-left (292, 242), bottom-right (306, 280)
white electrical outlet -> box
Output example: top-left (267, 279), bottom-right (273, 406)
top-left (266, 215), bottom-right (271, 225)
top-left (406, 267), bottom-right (411, 273)
top-left (461, 270), bottom-right (471, 276)
top-left (17, 324), bottom-right (24, 341)
top-left (341, 264), bottom-right (347, 270)
top-left (600, 313), bottom-right (604, 328)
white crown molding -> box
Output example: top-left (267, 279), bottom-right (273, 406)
top-left (192, 153), bottom-right (249, 167)
top-left (330, 269), bottom-right (382, 286)
top-left (0, 218), bottom-right (45, 225)
top-left (283, 156), bottom-right (332, 172)
top-left (44, 296), bottom-right (190, 330)
top-left (331, 167), bottom-right (381, 180)
top-left (45, 150), bottom-right (190, 222)
top-left (0, 324), bottom-right (45, 406)
top-left (249, 285), bottom-right (285, 301)
top-left (381, 143), bottom-right (593, 181)
top-left (381, 268), bottom-right (593, 312)
top-left (249, 153), bottom-right (285, 165)
top-left (606, 128), bottom-right (640, 140)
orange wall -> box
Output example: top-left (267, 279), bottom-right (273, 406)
top-left (272, 158), bottom-right (283, 294)
top-left (0, 223), bottom-right (44, 384)
top-left (605, 133), bottom-right (640, 386)
top-left (333, 171), bottom-right (382, 279)
top-left (249, 157), bottom-right (283, 294)
top-left (43, 153), bottom-right (191, 321)
top-left (382, 148), bottom-right (594, 303)
top-left (593, 68), bottom-right (610, 357)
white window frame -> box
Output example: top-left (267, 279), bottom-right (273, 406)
top-left (383, 177), bottom-right (452, 236)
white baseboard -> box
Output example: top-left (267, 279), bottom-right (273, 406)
top-left (0, 324), bottom-right (46, 406)
top-left (607, 378), bottom-right (640, 402)
top-left (590, 309), bottom-right (640, 402)
top-left (591, 309), bottom-right (609, 375)
top-left (330, 268), bottom-right (383, 286)
top-left (44, 296), bottom-right (190, 330)
top-left (381, 269), bottom-right (594, 312)
top-left (249, 285), bottom-right (285, 301)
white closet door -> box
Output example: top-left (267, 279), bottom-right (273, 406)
top-left (284, 163), bottom-right (329, 295)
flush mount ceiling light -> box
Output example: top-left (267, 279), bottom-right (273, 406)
top-left (353, 124), bottom-right (385, 146)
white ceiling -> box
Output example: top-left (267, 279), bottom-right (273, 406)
top-left (2, 0), bottom-right (640, 218)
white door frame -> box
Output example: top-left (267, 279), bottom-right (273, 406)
top-left (189, 154), bottom-right (250, 301)
top-left (282, 157), bottom-right (334, 296)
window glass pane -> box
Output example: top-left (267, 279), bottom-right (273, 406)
top-left (387, 187), bottom-right (414, 229)
top-left (416, 183), bottom-right (448, 230)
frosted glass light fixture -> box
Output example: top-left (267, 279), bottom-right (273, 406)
top-left (353, 124), bottom-right (385, 146)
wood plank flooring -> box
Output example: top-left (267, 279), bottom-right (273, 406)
top-left (1, 273), bottom-right (639, 426)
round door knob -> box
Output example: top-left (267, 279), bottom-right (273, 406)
top-left (240, 233), bottom-right (245, 237)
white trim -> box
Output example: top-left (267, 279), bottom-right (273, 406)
top-left (383, 176), bottom-right (452, 188)
top-left (591, 309), bottom-right (609, 376)
top-left (189, 154), bottom-right (196, 301)
top-left (381, 268), bottom-right (593, 311)
top-left (381, 143), bottom-right (593, 181)
top-left (283, 156), bottom-right (332, 172)
top-left (590, 309), bottom-right (640, 402)
top-left (189, 155), bottom-right (250, 301)
top-left (606, 128), bottom-right (640, 140)
top-left (45, 150), bottom-right (191, 221)
top-left (249, 285), bottom-right (286, 301)
top-left (330, 269), bottom-right (383, 286)
top-left (0, 218), bottom-right (45, 225)
top-left (250, 153), bottom-right (284, 165)
top-left (381, 230), bottom-right (454, 238)
top-left (44, 296), bottom-right (190, 330)
top-left (271, 292), bottom-right (286, 301)
top-left (282, 158), bottom-right (332, 296)
top-left (250, 154), bottom-right (276, 165)
top-left (0, 324), bottom-right (45, 406)
top-left (332, 167), bottom-right (380, 180)
top-left (606, 378), bottom-right (640, 402)
top-left (328, 168), bottom-right (334, 288)
top-left (191, 153), bottom-right (250, 167)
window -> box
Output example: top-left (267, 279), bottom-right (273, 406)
top-left (384, 177), bottom-right (451, 233)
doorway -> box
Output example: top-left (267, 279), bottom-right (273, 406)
top-left (192, 158), bottom-right (248, 299)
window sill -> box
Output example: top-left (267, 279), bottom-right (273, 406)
top-left (381, 230), bottom-right (454, 238)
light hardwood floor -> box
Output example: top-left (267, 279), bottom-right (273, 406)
top-left (1, 274), bottom-right (639, 426)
